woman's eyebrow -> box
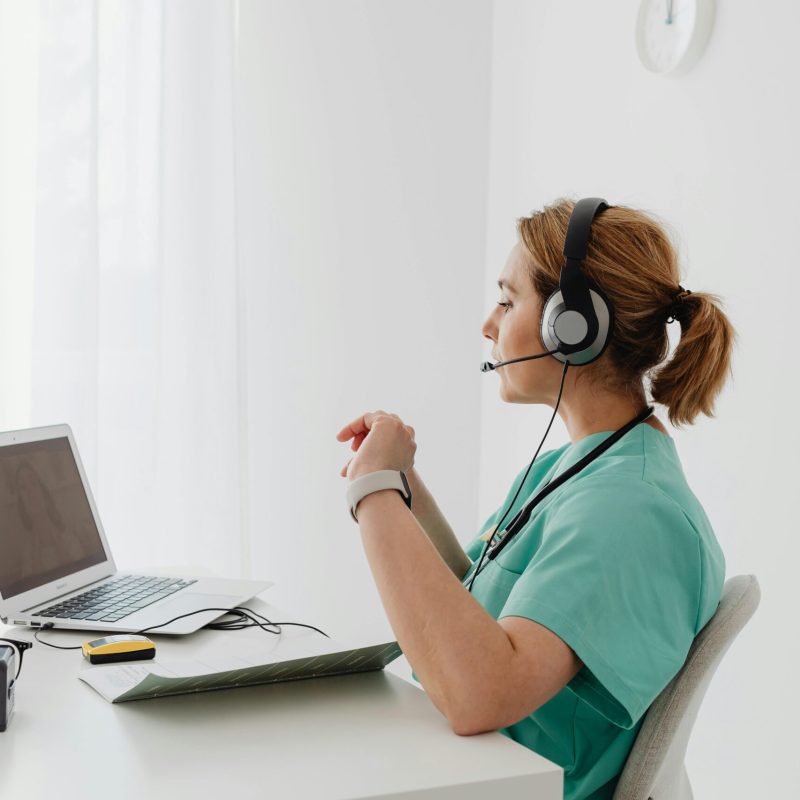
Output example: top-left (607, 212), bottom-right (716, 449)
top-left (497, 279), bottom-right (516, 294)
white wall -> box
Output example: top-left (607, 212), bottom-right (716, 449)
top-left (0, 0), bottom-right (38, 429)
top-left (235, 0), bottom-right (494, 675)
top-left (482, 1), bottom-right (799, 797)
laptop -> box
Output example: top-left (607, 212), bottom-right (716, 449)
top-left (0, 424), bottom-right (273, 635)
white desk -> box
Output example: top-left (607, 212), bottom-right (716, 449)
top-left (0, 595), bottom-right (562, 799)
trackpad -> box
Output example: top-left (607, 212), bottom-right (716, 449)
top-left (153, 594), bottom-right (239, 634)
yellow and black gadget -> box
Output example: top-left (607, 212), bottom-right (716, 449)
top-left (82, 635), bottom-right (156, 665)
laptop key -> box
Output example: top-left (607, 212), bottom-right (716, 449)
top-left (33, 576), bottom-right (191, 621)
top-left (128, 599), bottom-right (158, 609)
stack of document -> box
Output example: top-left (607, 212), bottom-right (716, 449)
top-left (80, 636), bottom-right (402, 703)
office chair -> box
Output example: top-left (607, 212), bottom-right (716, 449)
top-left (612, 574), bottom-right (761, 800)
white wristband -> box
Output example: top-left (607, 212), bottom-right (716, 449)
top-left (346, 470), bottom-right (412, 523)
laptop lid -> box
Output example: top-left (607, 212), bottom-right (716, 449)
top-left (0, 424), bottom-right (116, 619)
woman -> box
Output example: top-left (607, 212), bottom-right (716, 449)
top-left (335, 197), bottom-right (733, 800)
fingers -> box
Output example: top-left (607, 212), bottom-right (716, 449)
top-left (335, 409), bottom-right (395, 441)
top-left (335, 411), bottom-right (378, 441)
top-left (337, 411), bottom-right (415, 478)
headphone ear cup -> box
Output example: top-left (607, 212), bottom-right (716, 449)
top-left (539, 285), bottom-right (614, 366)
top-left (540, 288), bottom-right (565, 356)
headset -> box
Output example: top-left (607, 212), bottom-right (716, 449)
top-left (540, 198), bottom-right (614, 365)
top-left (480, 197), bottom-right (614, 373)
top-left (470, 197), bottom-right (653, 591)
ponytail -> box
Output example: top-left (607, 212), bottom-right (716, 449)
top-left (517, 198), bottom-right (738, 428)
top-left (649, 290), bottom-right (737, 428)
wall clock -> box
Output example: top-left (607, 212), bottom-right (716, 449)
top-left (636, 0), bottom-right (716, 76)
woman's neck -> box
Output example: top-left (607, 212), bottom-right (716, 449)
top-left (557, 391), bottom-right (666, 444)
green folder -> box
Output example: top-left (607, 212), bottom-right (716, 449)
top-left (79, 640), bottom-right (403, 703)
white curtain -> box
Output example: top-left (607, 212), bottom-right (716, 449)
top-left (15, 0), bottom-right (247, 576)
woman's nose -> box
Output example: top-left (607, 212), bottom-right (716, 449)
top-left (481, 312), bottom-right (497, 341)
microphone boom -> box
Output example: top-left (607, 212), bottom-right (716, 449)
top-left (480, 348), bottom-right (562, 372)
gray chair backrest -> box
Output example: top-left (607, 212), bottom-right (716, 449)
top-left (612, 574), bottom-right (761, 800)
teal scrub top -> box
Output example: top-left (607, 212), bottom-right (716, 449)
top-left (416, 423), bottom-right (726, 800)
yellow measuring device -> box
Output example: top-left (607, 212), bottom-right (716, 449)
top-left (82, 634), bottom-right (156, 665)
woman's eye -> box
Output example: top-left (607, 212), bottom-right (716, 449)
top-left (496, 301), bottom-right (511, 312)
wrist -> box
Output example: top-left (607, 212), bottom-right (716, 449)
top-left (353, 488), bottom-right (402, 518)
top-left (346, 469), bottom-right (412, 523)
top-left (348, 465), bottom-right (411, 483)
top-left (348, 468), bottom-right (379, 483)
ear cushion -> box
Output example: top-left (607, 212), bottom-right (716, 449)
top-left (540, 285), bottom-right (614, 366)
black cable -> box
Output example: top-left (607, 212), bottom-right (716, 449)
top-left (137, 606), bottom-right (329, 638)
top-left (202, 606), bottom-right (330, 637)
top-left (486, 402), bottom-right (653, 564)
top-left (34, 624), bottom-right (82, 649)
top-left (467, 358), bottom-right (571, 592)
top-left (32, 606), bottom-right (330, 651)
top-left (204, 607), bottom-right (280, 632)
top-left (135, 607), bottom-right (278, 636)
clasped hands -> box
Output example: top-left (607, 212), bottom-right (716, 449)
top-left (335, 410), bottom-right (416, 482)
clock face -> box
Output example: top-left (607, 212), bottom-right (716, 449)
top-left (636, 0), bottom-right (702, 75)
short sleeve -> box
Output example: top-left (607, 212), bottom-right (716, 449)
top-left (498, 475), bottom-right (702, 729)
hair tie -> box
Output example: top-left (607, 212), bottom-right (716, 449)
top-left (666, 285), bottom-right (692, 324)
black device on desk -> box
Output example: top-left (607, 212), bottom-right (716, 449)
top-left (1, 645), bottom-right (15, 732)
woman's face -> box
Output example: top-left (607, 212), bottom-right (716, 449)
top-left (481, 242), bottom-right (563, 404)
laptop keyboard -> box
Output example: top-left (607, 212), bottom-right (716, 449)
top-left (35, 575), bottom-right (198, 623)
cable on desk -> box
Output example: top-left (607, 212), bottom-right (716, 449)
top-left (33, 606), bottom-right (330, 650)
top-left (34, 626), bottom-right (82, 649)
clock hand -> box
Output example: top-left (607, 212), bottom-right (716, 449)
top-left (666, 0), bottom-right (674, 24)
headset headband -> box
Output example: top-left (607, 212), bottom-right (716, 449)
top-left (557, 198), bottom-right (609, 354)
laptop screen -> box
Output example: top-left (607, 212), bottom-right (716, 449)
top-left (0, 436), bottom-right (107, 599)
